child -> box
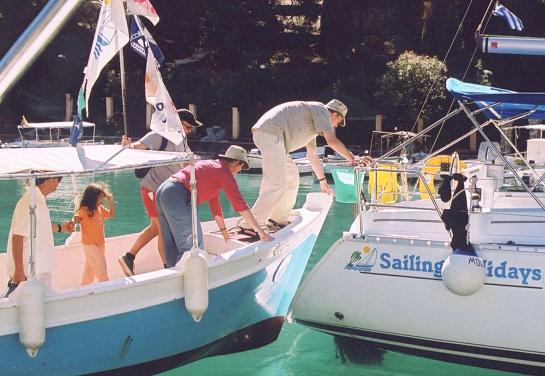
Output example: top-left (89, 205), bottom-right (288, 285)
top-left (74, 182), bottom-right (115, 285)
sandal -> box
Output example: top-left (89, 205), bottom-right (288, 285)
top-left (267, 219), bottom-right (289, 232)
top-left (235, 227), bottom-right (261, 242)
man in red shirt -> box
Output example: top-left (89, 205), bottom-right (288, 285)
top-left (156, 145), bottom-right (271, 267)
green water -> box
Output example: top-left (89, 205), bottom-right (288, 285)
top-left (0, 172), bottom-right (516, 376)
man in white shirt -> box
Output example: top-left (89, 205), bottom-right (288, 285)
top-left (245, 99), bottom-right (367, 230)
top-left (6, 176), bottom-right (75, 297)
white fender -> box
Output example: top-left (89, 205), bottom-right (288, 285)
top-left (18, 277), bottom-right (46, 357)
top-left (442, 249), bottom-right (486, 296)
top-left (183, 252), bottom-right (209, 322)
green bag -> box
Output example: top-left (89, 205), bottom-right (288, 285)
top-left (332, 168), bottom-right (365, 203)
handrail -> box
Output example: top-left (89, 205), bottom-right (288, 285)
top-left (361, 166), bottom-right (443, 218)
top-left (370, 108), bottom-right (462, 166)
top-left (458, 100), bottom-right (545, 211)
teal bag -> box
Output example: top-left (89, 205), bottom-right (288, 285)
top-left (332, 168), bottom-right (365, 203)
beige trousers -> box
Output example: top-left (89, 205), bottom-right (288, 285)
top-left (81, 244), bottom-right (109, 285)
top-left (249, 130), bottom-right (300, 227)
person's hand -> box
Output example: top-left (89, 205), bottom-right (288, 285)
top-left (221, 228), bottom-right (230, 242)
top-left (64, 220), bottom-right (76, 233)
top-left (258, 229), bottom-right (272, 241)
top-left (121, 135), bottom-right (131, 147)
top-left (319, 179), bottom-right (332, 194)
top-left (355, 155), bottom-right (373, 166)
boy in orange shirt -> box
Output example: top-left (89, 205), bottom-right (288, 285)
top-left (74, 182), bottom-right (115, 285)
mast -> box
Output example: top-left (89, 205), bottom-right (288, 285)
top-left (0, 0), bottom-right (83, 103)
top-left (119, 40), bottom-right (129, 136)
top-left (119, 1), bottom-right (129, 136)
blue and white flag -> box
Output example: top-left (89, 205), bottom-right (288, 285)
top-left (492, 2), bottom-right (523, 31)
top-left (84, 0), bottom-right (129, 115)
top-left (130, 16), bottom-right (165, 66)
top-left (69, 113), bottom-right (84, 146)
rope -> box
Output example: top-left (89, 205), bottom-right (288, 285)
top-left (427, 0), bottom-right (496, 153)
top-left (410, 0), bottom-right (477, 135)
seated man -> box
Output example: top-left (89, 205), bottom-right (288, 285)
top-left (5, 175), bottom-right (74, 297)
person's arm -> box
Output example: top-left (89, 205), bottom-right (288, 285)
top-left (213, 214), bottom-right (230, 242)
top-left (127, 141), bottom-right (148, 150)
top-left (322, 130), bottom-right (355, 163)
top-left (122, 134), bottom-right (149, 150)
top-left (306, 145), bottom-right (331, 194)
top-left (106, 193), bottom-right (115, 219)
top-left (238, 209), bottom-right (272, 241)
top-left (51, 221), bottom-right (75, 233)
top-left (11, 234), bottom-right (26, 283)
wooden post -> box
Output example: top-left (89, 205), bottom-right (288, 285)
top-left (469, 133), bottom-right (477, 152)
top-left (146, 102), bottom-right (153, 129)
top-left (417, 118), bottom-right (424, 133)
top-left (106, 97), bottom-right (114, 122)
top-left (375, 114), bottom-right (383, 132)
top-left (65, 94), bottom-right (73, 121)
top-left (189, 103), bottom-right (197, 116)
top-left (232, 107), bottom-right (240, 140)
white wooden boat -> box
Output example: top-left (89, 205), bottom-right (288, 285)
top-left (247, 148), bottom-right (314, 175)
top-left (10, 118), bottom-right (98, 148)
top-left (0, 144), bottom-right (332, 374)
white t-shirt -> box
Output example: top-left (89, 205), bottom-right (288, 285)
top-left (6, 187), bottom-right (55, 278)
top-left (140, 131), bottom-right (191, 192)
top-left (252, 101), bottom-right (334, 152)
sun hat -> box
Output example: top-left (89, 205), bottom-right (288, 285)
top-left (218, 145), bottom-right (250, 170)
top-left (176, 109), bottom-right (203, 128)
top-left (325, 99), bottom-right (348, 127)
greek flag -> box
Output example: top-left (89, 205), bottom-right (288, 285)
top-left (492, 2), bottom-right (523, 31)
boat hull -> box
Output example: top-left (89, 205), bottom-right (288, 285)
top-left (292, 234), bottom-right (545, 375)
top-left (0, 192), bottom-right (332, 375)
top-left (1, 235), bottom-right (316, 375)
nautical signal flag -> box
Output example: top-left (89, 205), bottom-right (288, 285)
top-left (130, 16), bottom-right (165, 66)
top-left (126, 0), bottom-right (159, 26)
top-left (492, 2), bottom-right (523, 31)
top-left (69, 113), bottom-right (84, 147)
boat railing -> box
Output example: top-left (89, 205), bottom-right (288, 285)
top-left (362, 165), bottom-right (442, 215)
top-left (458, 100), bottom-right (545, 211)
top-left (346, 164), bottom-right (444, 237)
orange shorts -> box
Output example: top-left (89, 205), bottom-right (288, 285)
top-left (140, 186), bottom-right (158, 218)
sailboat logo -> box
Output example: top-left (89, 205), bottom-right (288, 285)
top-left (345, 245), bottom-right (377, 273)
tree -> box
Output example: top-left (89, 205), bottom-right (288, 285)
top-left (376, 51), bottom-right (447, 129)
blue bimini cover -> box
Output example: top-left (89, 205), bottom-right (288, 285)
top-left (446, 78), bottom-right (545, 120)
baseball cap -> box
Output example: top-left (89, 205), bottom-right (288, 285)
top-left (176, 109), bottom-right (203, 128)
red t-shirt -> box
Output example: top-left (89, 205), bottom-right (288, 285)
top-left (172, 159), bottom-right (249, 217)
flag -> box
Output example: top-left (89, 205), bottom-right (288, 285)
top-left (145, 50), bottom-right (160, 104)
top-left (492, 2), bottom-right (523, 31)
top-left (76, 82), bottom-right (86, 119)
top-left (130, 16), bottom-right (165, 66)
top-left (127, 0), bottom-right (159, 26)
top-left (84, 0), bottom-right (129, 115)
top-left (149, 69), bottom-right (186, 147)
top-left (69, 113), bottom-right (84, 146)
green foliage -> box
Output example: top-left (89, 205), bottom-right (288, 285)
top-left (376, 51), bottom-right (447, 128)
